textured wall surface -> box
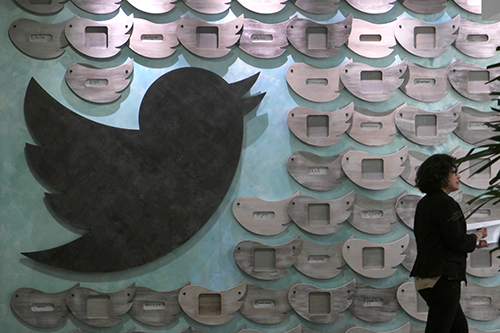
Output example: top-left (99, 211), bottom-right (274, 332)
top-left (1, 0), bottom-right (500, 332)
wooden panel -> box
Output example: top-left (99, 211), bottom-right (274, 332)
top-left (178, 282), bottom-right (246, 325)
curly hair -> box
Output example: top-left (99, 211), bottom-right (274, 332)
top-left (415, 154), bottom-right (457, 194)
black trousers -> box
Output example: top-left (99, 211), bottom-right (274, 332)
top-left (418, 276), bottom-right (468, 333)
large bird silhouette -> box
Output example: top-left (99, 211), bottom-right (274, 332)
top-left (23, 67), bottom-right (265, 272)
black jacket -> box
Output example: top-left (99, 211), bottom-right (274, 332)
top-left (410, 191), bottom-right (477, 282)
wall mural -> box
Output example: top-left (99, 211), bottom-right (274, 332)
top-left (2, 0), bottom-right (500, 332)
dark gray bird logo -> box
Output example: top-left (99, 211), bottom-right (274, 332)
top-left (23, 67), bottom-right (265, 272)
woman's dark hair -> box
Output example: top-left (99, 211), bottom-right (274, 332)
top-left (415, 154), bottom-right (457, 194)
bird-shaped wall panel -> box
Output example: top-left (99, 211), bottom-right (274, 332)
top-left (455, 107), bottom-right (500, 145)
top-left (178, 281), bottom-right (246, 325)
top-left (176, 15), bottom-right (243, 58)
top-left (340, 60), bottom-right (407, 102)
top-left (129, 283), bottom-right (188, 326)
top-left (287, 103), bottom-right (353, 147)
top-left (288, 191), bottom-right (354, 235)
top-left (233, 237), bottom-right (302, 280)
top-left (348, 283), bottom-right (400, 323)
top-left (288, 281), bottom-right (355, 323)
top-left (293, 237), bottom-right (350, 279)
top-left (400, 62), bottom-right (452, 102)
top-left (232, 192), bottom-right (299, 236)
top-left (286, 61), bottom-right (347, 103)
top-left (64, 13), bottom-right (133, 59)
top-left (346, 106), bottom-right (397, 146)
top-left (395, 103), bottom-right (461, 146)
top-left (342, 234), bottom-right (409, 278)
top-left (239, 283), bottom-right (297, 324)
top-left (394, 15), bottom-right (460, 58)
top-left (448, 60), bottom-right (500, 102)
top-left (22, 67), bottom-right (265, 273)
top-left (461, 283), bottom-right (500, 321)
top-left (285, 15), bottom-right (352, 58)
top-left (128, 18), bottom-right (180, 59)
top-left (9, 18), bottom-right (70, 59)
top-left (64, 60), bottom-right (134, 104)
top-left (347, 19), bottom-right (396, 59)
top-left (454, 19), bottom-right (500, 58)
top-left (239, 19), bottom-right (289, 59)
top-left (67, 284), bottom-right (135, 327)
top-left (347, 192), bottom-right (402, 235)
top-left (10, 284), bottom-right (79, 328)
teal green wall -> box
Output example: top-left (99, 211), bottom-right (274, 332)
top-left (1, 0), bottom-right (499, 332)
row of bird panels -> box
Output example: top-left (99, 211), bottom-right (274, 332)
top-left (8, 14), bottom-right (500, 60)
top-left (10, 277), bottom-right (500, 329)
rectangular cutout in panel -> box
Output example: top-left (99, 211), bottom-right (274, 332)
top-left (468, 159), bottom-right (491, 180)
top-left (143, 302), bottom-right (167, 311)
top-left (306, 27), bottom-right (327, 50)
top-left (414, 26), bottom-right (436, 49)
top-left (29, 34), bottom-right (53, 43)
top-left (253, 299), bottom-right (276, 308)
top-left (414, 78), bottom-right (436, 86)
top-left (360, 122), bottom-right (383, 130)
top-left (141, 34), bottom-right (164, 42)
top-left (87, 295), bottom-right (111, 319)
top-left (470, 297), bottom-right (492, 306)
top-left (199, 294), bottom-right (221, 316)
top-left (362, 298), bottom-right (384, 307)
top-left (196, 27), bottom-right (219, 49)
top-left (469, 249), bottom-right (492, 268)
top-left (254, 248), bottom-right (276, 271)
top-left (468, 71), bottom-right (490, 94)
top-left (360, 71), bottom-right (383, 93)
top-left (252, 211), bottom-right (276, 220)
top-left (361, 159), bottom-right (384, 180)
top-left (362, 247), bottom-right (384, 269)
top-left (468, 122), bottom-right (488, 130)
top-left (415, 114), bottom-right (437, 137)
top-left (467, 34), bottom-right (489, 42)
top-left (308, 203), bottom-right (330, 226)
top-left (31, 303), bottom-right (55, 312)
top-left (361, 210), bottom-right (384, 219)
top-left (30, 0), bottom-right (52, 4)
top-left (306, 166), bottom-right (329, 175)
top-left (85, 79), bottom-right (109, 87)
top-left (85, 26), bottom-right (109, 49)
top-left (308, 255), bottom-right (330, 263)
top-left (251, 34), bottom-right (273, 42)
top-left (359, 34), bottom-right (382, 42)
top-left (416, 292), bottom-right (429, 313)
top-left (306, 78), bottom-right (328, 86)
top-left (307, 114), bottom-right (329, 137)
top-left (308, 292), bottom-right (331, 314)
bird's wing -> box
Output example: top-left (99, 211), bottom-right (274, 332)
top-left (24, 78), bottom-right (135, 227)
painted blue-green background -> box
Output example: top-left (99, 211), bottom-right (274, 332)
top-left (1, 0), bottom-right (500, 332)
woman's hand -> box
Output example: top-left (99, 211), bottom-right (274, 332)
top-left (476, 239), bottom-right (489, 249)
